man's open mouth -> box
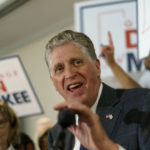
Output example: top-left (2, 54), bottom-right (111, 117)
top-left (67, 83), bottom-right (83, 91)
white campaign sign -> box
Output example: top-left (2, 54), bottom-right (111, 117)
top-left (138, 0), bottom-right (150, 59)
top-left (0, 56), bottom-right (43, 118)
top-left (75, 0), bottom-right (146, 78)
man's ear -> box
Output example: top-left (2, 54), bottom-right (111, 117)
top-left (50, 75), bottom-right (55, 84)
top-left (95, 59), bottom-right (101, 77)
top-left (50, 75), bottom-right (52, 80)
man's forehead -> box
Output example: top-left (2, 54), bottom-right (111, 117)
top-left (51, 56), bottom-right (84, 65)
top-left (51, 49), bottom-right (86, 60)
top-left (49, 44), bottom-right (91, 67)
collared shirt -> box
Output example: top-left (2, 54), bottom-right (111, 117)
top-left (91, 83), bottom-right (103, 113)
top-left (7, 145), bottom-right (15, 150)
top-left (73, 83), bottom-right (126, 150)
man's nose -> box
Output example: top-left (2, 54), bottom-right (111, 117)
top-left (64, 65), bottom-right (76, 79)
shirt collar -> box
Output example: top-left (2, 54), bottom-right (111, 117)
top-left (73, 83), bottom-right (103, 150)
top-left (91, 83), bottom-right (103, 113)
top-left (7, 145), bottom-right (15, 150)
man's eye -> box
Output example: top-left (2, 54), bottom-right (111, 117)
top-left (74, 60), bottom-right (82, 66)
top-left (55, 66), bottom-right (63, 73)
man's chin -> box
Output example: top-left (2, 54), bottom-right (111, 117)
top-left (70, 97), bottom-right (86, 104)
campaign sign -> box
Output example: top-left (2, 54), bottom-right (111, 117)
top-left (74, 0), bottom-right (146, 78)
top-left (137, 0), bottom-right (150, 59)
top-left (0, 55), bottom-right (43, 118)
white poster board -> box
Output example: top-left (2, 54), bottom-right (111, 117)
top-left (75, 0), bottom-right (146, 78)
top-left (0, 55), bottom-right (43, 118)
top-left (138, 0), bottom-right (150, 59)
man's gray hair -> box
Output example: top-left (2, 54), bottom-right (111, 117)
top-left (45, 30), bottom-right (97, 72)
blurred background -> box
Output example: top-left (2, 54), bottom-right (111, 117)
top-left (0, 0), bottom-right (89, 142)
top-left (0, 0), bottom-right (149, 143)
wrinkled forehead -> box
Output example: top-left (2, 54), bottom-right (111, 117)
top-left (50, 42), bottom-right (86, 56)
top-left (49, 43), bottom-right (91, 66)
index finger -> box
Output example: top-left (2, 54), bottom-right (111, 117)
top-left (108, 31), bottom-right (114, 46)
top-left (54, 101), bottom-right (68, 110)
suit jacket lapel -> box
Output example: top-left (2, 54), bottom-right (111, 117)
top-left (55, 83), bottom-right (123, 150)
top-left (64, 130), bottom-right (75, 150)
top-left (96, 83), bottom-right (122, 137)
top-left (97, 105), bottom-right (121, 137)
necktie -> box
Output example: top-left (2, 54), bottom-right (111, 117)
top-left (80, 145), bottom-right (87, 150)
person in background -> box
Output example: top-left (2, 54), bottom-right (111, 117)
top-left (100, 32), bottom-right (142, 89)
top-left (0, 101), bottom-right (19, 150)
top-left (35, 117), bottom-right (53, 150)
top-left (0, 101), bottom-right (35, 150)
top-left (38, 129), bottom-right (49, 150)
top-left (14, 132), bottom-right (35, 150)
top-left (144, 53), bottom-right (150, 71)
top-left (45, 30), bottom-right (150, 150)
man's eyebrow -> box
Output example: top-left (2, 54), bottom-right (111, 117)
top-left (70, 57), bottom-right (82, 61)
top-left (53, 62), bottom-right (63, 68)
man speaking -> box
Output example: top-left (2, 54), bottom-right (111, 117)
top-left (45, 30), bottom-right (150, 150)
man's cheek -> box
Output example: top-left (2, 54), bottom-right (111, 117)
top-left (52, 80), bottom-right (59, 89)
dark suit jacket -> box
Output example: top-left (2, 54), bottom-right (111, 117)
top-left (48, 83), bottom-right (150, 150)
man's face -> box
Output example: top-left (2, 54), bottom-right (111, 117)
top-left (50, 42), bottom-right (101, 106)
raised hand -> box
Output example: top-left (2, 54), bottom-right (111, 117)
top-left (100, 32), bottom-right (116, 67)
top-left (54, 101), bottom-right (118, 150)
top-left (144, 53), bottom-right (150, 71)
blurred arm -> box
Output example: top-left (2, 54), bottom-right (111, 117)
top-left (144, 53), bottom-right (150, 71)
top-left (100, 32), bottom-right (141, 89)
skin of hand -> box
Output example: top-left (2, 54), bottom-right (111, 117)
top-left (100, 32), bottom-right (141, 89)
top-left (100, 32), bottom-right (116, 67)
top-left (54, 101), bottom-right (118, 150)
top-left (144, 54), bottom-right (150, 71)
